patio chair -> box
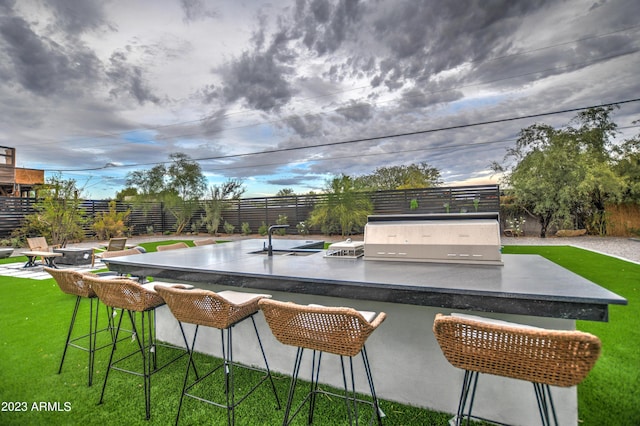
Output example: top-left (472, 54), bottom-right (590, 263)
top-left (91, 237), bottom-right (128, 267)
top-left (85, 275), bottom-right (192, 420)
top-left (193, 238), bottom-right (216, 246)
top-left (27, 236), bottom-right (61, 252)
top-left (26, 236), bottom-right (62, 265)
top-left (156, 242), bottom-right (189, 251)
top-left (154, 285), bottom-right (281, 425)
top-left (259, 299), bottom-right (386, 425)
top-left (432, 313), bottom-right (602, 426)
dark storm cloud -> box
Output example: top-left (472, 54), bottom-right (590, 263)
top-left (106, 50), bottom-right (162, 105)
top-left (45, 0), bottom-right (109, 34)
top-left (221, 50), bottom-right (296, 111)
top-left (0, 14), bottom-right (102, 96)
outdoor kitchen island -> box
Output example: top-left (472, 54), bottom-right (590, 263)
top-left (104, 238), bottom-right (626, 426)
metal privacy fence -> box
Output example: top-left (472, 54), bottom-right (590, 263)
top-left (0, 184), bottom-right (499, 239)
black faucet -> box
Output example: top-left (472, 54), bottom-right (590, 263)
top-left (267, 224), bottom-right (290, 256)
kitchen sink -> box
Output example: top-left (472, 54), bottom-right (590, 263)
top-left (249, 249), bottom-right (320, 256)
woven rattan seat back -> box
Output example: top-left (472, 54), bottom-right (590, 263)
top-left (193, 238), bottom-right (216, 246)
top-left (259, 299), bottom-right (386, 357)
top-left (44, 267), bottom-right (97, 298)
top-left (84, 276), bottom-right (164, 312)
top-left (157, 242), bottom-right (189, 251)
top-left (99, 247), bottom-right (141, 260)
top-left (154, 286), bottom-right (268, 329)
top-left (433, 313), bottom-right (602, 387)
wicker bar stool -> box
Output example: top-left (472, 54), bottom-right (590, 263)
top-left (433, 313), bottom-right (602, 426)
top-left (154, 285), bottom-right (281, 425)
top-left (259, 299), bottom-right (386, 426)
top-left (84, 275), bottom-right (192, 420)
top-left (44, 267), bottom-right (116, 386)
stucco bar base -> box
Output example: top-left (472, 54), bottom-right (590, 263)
top-left (155, 285), bottom-right (576, 426)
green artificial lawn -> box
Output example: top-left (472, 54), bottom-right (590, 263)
top-left (0, 243), bottom-right (636, 425)
top-left (0, 240), bottom-right (453, 425)
top-left (502, 246), bottom-right (639, 426)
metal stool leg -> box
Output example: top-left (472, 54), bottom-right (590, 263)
top-left (307, 350), bottom-right (322, 424)
top-left (455, 370), bottom-right (480, 426)
top-left (250, 316), bottom-right (281, 410)
top-left (176, 325), bottom-right (200, 425)
top-left (534, 382), bottom-right (559, 426)
top-left (59, 296), bottom-right (101, 386)
top-left (361, 346), bottom-right (384, 425)
top-left (283, 347), bottom-right (305, 426)
top-left (58, 296), bottom-right (81, 376)
top-left (99, 308), bottom-right (126, 406)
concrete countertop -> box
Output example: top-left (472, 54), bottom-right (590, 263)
top-left (104, 238), bottom-right (627, 321)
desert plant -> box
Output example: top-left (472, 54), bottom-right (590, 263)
top-left (200, 179), bottom-right (245, 236)
top-left (258, 222), bottom-right (268, 236)
top-left (308, 175), bottom-right (373, 237)
top-left (223, 221), bottom-right (235, 234)
top-left (296, 221), bottom-right (310, 235)
top-left (275, 214), bottom-right (288, 235)
top-left (241, 222), bottom-right (251, 235)
top-left (14, 174), bottom-right (87, 245)
top-left (92, 200), bottom-right (130, 240)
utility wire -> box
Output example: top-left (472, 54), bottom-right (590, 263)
top-left (49, 98), bottom-right (640, 172)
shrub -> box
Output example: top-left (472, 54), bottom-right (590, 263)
top-left (241, 222), bottom-right (251, 235)
top-left (93, 200), bottom-right (130, 240)
top-left (275, 214), bottom-right (288, 235)
top-left (296, 221), bottom-right (310, 235)
top-left (223, 221), bottom-right (235, 234)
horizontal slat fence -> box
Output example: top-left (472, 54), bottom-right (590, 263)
top-left (0, 184), bottom-right (499, 239)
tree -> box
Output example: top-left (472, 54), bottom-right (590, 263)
top-left (164, 153), bottom-right (207, 234)
top-left (200, 179), bottom-right (245, 235)
top-left (493, 106), bottom-right (624, 237)
top-left (355, 162), bottom-right (441, 190)
top-left (612, 124), bottom-right (640, 203)
top-left (276, 188), bottom-right (295, 197)
top-left (15, 174), bottom-right (87, 245)
top-left (308, 174), bottom-right (373, 236)
top-left (125, 152), bottom-right (207, 234)
top-left (115, 187), bottom-right (138, 201)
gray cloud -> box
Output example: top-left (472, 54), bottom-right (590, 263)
top-left (221, 50), bottom-right (295, 111)
top-left (1, 0), bottom-right (638, 199)
top-left (106, 50), bottom-right (162, 105)
top-left (44, 0), bottom-right (109, 34)
top-left (180, 0), bottom-right (218, 23)
top-left (0, 15), bottom-right (102, 96)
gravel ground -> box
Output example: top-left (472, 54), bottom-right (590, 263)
top-left (501, 235), bottom-right (640, 264)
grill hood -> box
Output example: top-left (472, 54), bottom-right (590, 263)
top-left (364, 213), bottom-right (502, 265)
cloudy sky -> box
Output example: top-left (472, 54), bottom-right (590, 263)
top-left (1, 0), bottom-right (639, 199)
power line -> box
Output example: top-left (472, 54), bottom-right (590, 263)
top-left (49, 98), bottom-right (640, 172)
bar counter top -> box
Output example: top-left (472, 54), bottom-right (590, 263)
top-left (104, 238), bottom-right (627, 321)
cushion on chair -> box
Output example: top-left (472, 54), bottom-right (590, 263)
top-left (217, 290), bottom-right (272, 305)
top-left (450, 312), bottom-right (542, 330)
top-left (309, 303), bottom-right (377, 323)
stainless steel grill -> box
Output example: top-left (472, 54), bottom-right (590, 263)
top-left (364, 213), bottom-right (502, 265)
